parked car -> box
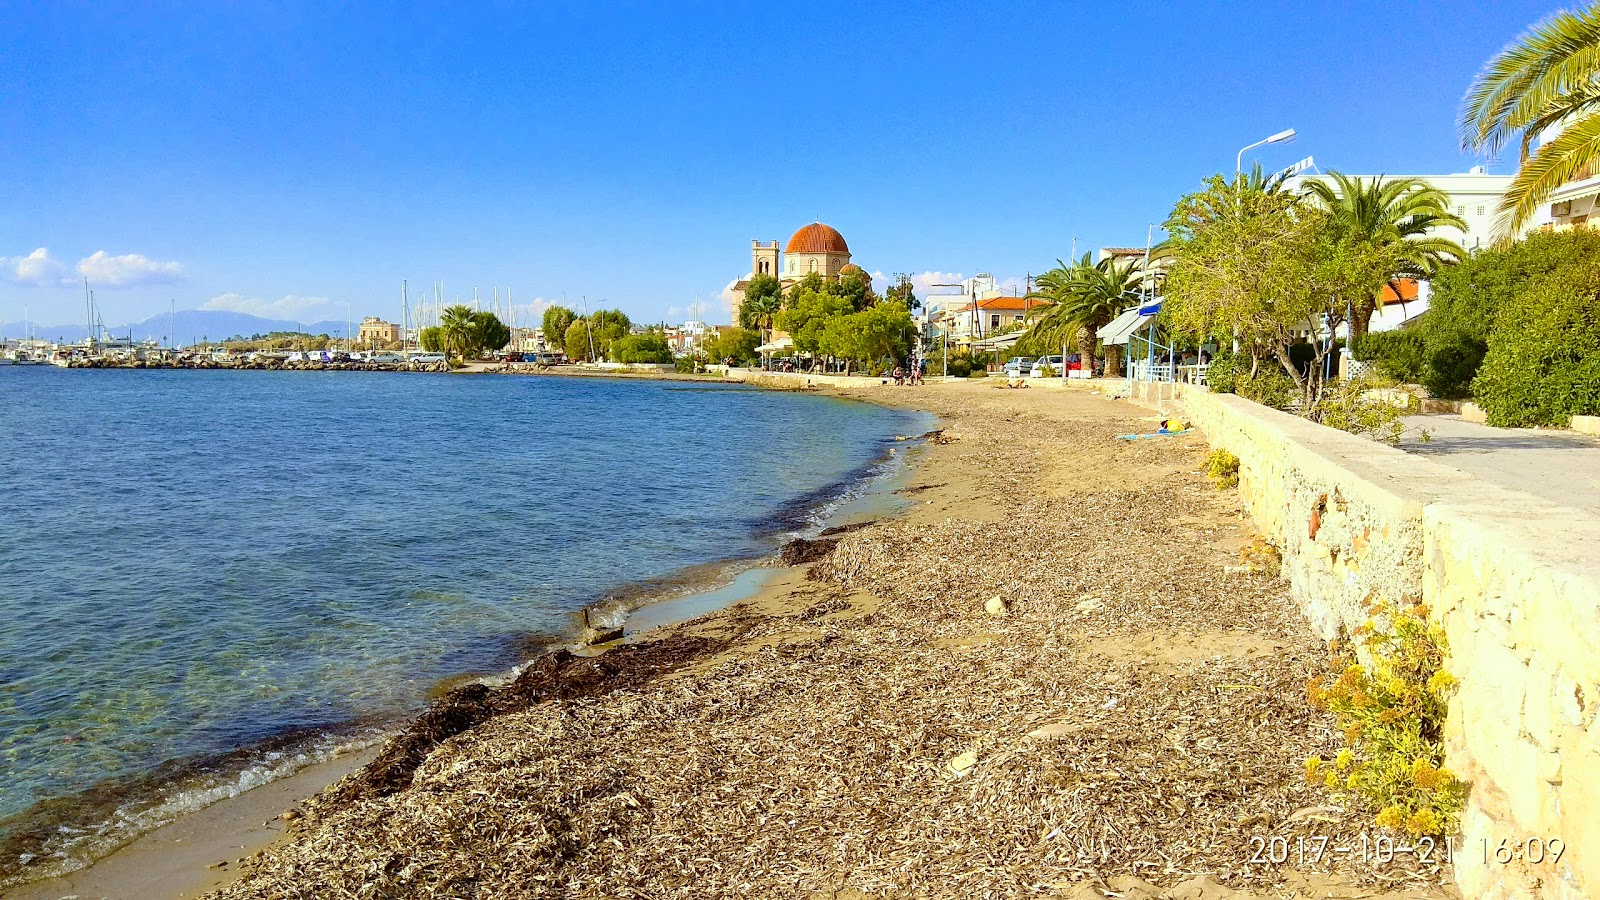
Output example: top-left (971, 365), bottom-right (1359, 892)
top-left (1030, 355), bottom-right (1064, 377)
top-left (368, 351), bottom-right (406, 365)
top-left (409, 352), bottom-right (448, 366)
top-left (1003, 356), bottom-right (1033, 377)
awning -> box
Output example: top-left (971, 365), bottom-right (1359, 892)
top-left (755, 337), bottom-right (794, 353)
top-left (1098, 308), bottom-right (1145, 346)
top-left (971, 331), bottom-right (1023, 351)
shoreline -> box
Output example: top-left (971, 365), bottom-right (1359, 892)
top-left (202, 380), bottom-right (1457, 899)
top-left (0, 384), bottom-right (929, 898)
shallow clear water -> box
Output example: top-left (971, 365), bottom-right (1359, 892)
top-left (0, 368), bottom-right (924, 872)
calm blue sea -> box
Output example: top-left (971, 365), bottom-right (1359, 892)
top-left (0, 367), bottom-right (926, 882)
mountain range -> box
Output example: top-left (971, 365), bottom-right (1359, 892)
top-left (13, 310), bottom-right (357, 344)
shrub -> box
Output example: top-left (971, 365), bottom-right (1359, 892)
top-left (1420, 333), bottom-right (1487, 400)
top-left (1307, 600), bottom-right (1464, 837)
top-left (1472, 269), bottom-right (1600, 427)
top-left (1234, 367), bottom-right (1297, 410)
top-left (967, 368), bottom-right (987, 378)
top-left (1424, 229), bottom-right (1600, 396)
top-left (1205, 449), bottom-right (1239, 489)
top-left (1352, 330), bottom-right (1427, 384)
top-left (1314, 374), bottom-right (1415, 445)
top-left (1204, 349), bottom-right (1242, 393)
top-left (673, 355), bottom-right (702, 374)
top-left (948, 357), bottom-right (972, 378)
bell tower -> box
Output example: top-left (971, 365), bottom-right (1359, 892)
top-left (751, 240), bottom-right (779, 279)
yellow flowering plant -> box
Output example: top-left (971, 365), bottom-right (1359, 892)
top-left (1304, 600), bottom-right (1465, 836)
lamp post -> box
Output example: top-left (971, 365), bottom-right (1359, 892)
top-left (1236, 128), bottom-right (1297, 173)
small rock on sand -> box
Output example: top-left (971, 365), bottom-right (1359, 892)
top-left (983, 595), bottom-right (1008, 616)
top-left (947, 751), bottom-right (977, 774)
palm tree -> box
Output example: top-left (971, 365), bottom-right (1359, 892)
top-left (1461, 4), bottom-right (1600, 235)
top-left (1024, 253), bottom-right (1141, 376)
top-left (739, 290), bottom-right (781, 344)
top-left (1302, 172), bottom-right (1467, 340)
top-left (439, 304), bottom-right (477, 359)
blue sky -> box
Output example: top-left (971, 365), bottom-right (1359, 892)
top-left (0, 1), bottom-right (1559, 332)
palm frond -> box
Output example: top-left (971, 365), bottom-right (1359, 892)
top-left (1496, 111), bottom-right (1600, 235)
top-left (1461, 4), bottom-right (1600, 157)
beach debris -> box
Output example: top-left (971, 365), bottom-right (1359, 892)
top-left (1073, 594), bottom-right (1104, 613)
top-left (278, 809), bottom-right (301, 822)
top-left (983, 594), bottom-right (1009, 617)
top-left (779, 537), bottom-right (838, 566)
top-left (818, 520), bottom-right (875, 537)
top-left (1025, 722), bottom-right (1083, 740)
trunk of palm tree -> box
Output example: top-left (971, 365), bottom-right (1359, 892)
top-left (1077, 325), bottom-right (1096, 376)
top-left (1104, 343), bottom-right (1123, 378)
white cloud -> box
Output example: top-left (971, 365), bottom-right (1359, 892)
top-left (203, 292), bottom-right (333, 318)
top-left (718, 279), bottom-right (739, 313)
top-left (77, 250), bottom-right (184, 287)
top-left (1, 248), bottom-right (70, 286)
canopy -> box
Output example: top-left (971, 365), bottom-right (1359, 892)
top-left (755, 337), bottom-right (794, 353)
top-left (1098, 308), bottom-right (1147, 346)
top-left (972, 331), bottom-right (1023, 351)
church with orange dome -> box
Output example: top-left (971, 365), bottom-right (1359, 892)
top-left (729, 222), bottom-right (866, 325)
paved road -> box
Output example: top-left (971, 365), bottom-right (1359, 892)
top-left (1401, 414), bottom-right (1600, 512)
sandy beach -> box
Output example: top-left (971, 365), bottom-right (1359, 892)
top-left (14, 380), bottom-right (1461, 899)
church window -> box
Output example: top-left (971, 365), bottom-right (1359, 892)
top-left (809, 259), bottom-right (817, 273)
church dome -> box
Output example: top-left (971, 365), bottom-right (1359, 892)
top-left (839, 263), bottom-right (866, 276)
top-left (786, 222), bottom-right (850, 255)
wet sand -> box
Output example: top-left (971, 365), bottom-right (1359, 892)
top-left (5, 748), bottom-right (377, 900)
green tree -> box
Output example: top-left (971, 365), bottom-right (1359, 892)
top-left (885, 273), bottom-right (920, 311)
top-left (419, 326), bottom-right (444, 352)
top-left (738, 275), bottom-right (783, 337)
top-left (830, 301), bottom-right (915, 368)
top-left (612, 331), bottom-right (674, 364)
top-left (542, 306), bottom-right (577, 351)
top-left (564, 320), bottom-right (595, 361)
top-left (775, 289), bottom-right (854, 354)
top-left (588, 310), bottom-right (632, 359)
top-left (471, 311), bottom-right (511, 355)
top-left (1461, 4), bottom-right (1600, 235)
top-left (1163, 175), bottom-right (1392, 414)
top-left (702, 327), bottom-right (760, 365)
top-left (439, 305), bottom-right (478, 358)
top-left (1301, 172), bottom-right (1466, 340)
top-left (836, 268), bottom-right (878, 310)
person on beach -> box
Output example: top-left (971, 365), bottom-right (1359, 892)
top-left (892, 365), bottom-right (904, 385)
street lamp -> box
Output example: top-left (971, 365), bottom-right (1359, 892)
top-left (1236, 128), bottom-right (1297, 173)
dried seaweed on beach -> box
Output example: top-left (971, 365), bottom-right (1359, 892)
top-left (214, 385), bottom-right (1456, 900)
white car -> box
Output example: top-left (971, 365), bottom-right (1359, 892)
top-left (368, 352), bottom-right (406, 365)
top-left (409, 352), bottom-right (447, 366)
top-left (1002, 356), bottom-right (1033, 377)
top-left (1030, 355), bottom-right (1064, 377)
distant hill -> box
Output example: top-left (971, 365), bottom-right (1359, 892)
top-left (26, 310), bottom-right (356, 344)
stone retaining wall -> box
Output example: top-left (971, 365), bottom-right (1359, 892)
top-left (1174, 384), bottom-right (1600, 900)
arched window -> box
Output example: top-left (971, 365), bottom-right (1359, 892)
top-left (787, 259), bottom-right (794, 273)
top-left (809, 259), bottom-right (817, 273)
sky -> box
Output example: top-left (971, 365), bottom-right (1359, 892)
top-left (0, 1), bottom-right (1561, 332)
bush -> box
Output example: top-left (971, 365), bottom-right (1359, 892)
top-left (1424, 229), bottom-right (1600, 397)
top-left (673, 355), bottom-right (702, 374)
top-left (1314, 374), bottom-right (1415, 445)
top-left (1204, 348), bottom-right (1243, 393)
top-left (947, 357), bottom-right (972, 378)
top-left (1205, 449), bottom-right (1239, 489)
top-left (1307, 600), bottom-right (1464, 837)
top-left (1420, 333), bottom-right (1486, 400)
top-left (966, 368), bottom-right (987, 378)
top-left (1352, 330), bottom-right (1427, 384)
top-left (1235, 367), bottom-right (1297, 410)
top-left (1472, 269), bottom-right (1600, 427)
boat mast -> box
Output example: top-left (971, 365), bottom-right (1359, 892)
top-left (402, 279), bottom-right (409, 353)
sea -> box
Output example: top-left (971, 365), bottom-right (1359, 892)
top-left (0, 367), bottom-right (929, 885)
